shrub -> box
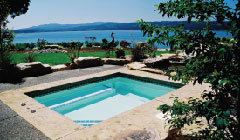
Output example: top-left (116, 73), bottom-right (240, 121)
top-left (147, 46), bottom-right (157, 58)
top-left (37, 39), bottom-right (46, 50)
top-left (131, 43), bottom-right (146, 61)
top-left (93, 42), bottom-right (101, 47)
top-left (60, 42), bottom-right (71, 49)
top-left (120, 40), bottom-right (131, 48)
top-left (23, 52), bottom-right (37, 63)
top-left (101, 38), bottom-right (109, 49)
top-left (25, 43), bottom-right (36, 50)
top-left (15, 43), bottom-right (26, 51)
top-left (58, 46), bottom-right (65, 50)
top-left (0, 51), bottom-right (12, 69)
top-left (9, 43), bottom-right (15, 51)
top-left (85, 41), bottom-right (93, 48)
top-left (32, 47), bottom-right (38, 51)
top-left (67, 51), bottom-right (78, 63)
top-left (105, 50), bottom-right (110, 58)
top-left (115, 47), bottom-right (125, 58)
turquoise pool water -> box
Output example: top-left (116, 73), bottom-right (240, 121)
top-left (34, 77), bottom-right (177, 126)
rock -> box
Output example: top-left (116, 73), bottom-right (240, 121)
top-left (140, 68), bottom-right (165, 75)
top-left (43, 45), bottom-right (59, 49)
top-left (51, 64), bottom-right (67, 70)
top-left (160, 53), bottom-right (177, 58)
top-left (144, 54), bottom-right (150, 58)
top-left (125, 55), bottom-right (134, 62)
top-left (16, 62), bottom-right (52, 77)
top-left (143, 56), bottom-right (170, 68)
top-left (74, 57), bottom-right (103, 68)
top-left (70, 63), bottom-right (78, 69)
top-left (42, 64), bottom-right (51, 69)
top-left (126, 62), bottom-right (146, 70)
top-left (102, 58), bottom-right (129, 65)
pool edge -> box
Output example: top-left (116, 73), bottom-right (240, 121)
top-left (0, 68), bottom-right (209, 140)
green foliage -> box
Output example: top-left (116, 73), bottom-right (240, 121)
top-left (23, 52), bottom-right (36, 63)
top-left (0, 0), bottom-right (30, 23)
top-left (32, 47), bottom-right (38, 51)
top-left (25, 43), bottom-right (36, 50)
top-left (15, 43), bottom-right (26, 51)
top-left (69, 40), bottom-right (83, 58)
top-left (70, 40), bottom-right (78, 49)
top-left (101, 38), bottom-right (109, 49)
top-left (57, 42), bottom-right (71, 49)
top-left (146, 46), bottom-right (157, 58)
top-left (0, 0), bottom-right (30, 68)
top-left (93, 42), bottom-right (101, 47)
top-left (85, 41), bottom-right (101, 48)
top-left (113, 40), bottom-right (119, 48)
top-left (139, 0), bottom-right (240, 139)
top-left (0, 50), bottom-right (12, 69)
top-left (58, 46), bottom-right (65, 50)
top-left (131, 42), bottom-right (147, 61)
top-left (105, 50), bottom-right (110, 58)
top-left (67, 51), bottom-right (78, 63)
top-left (0, 27), bottom-right (14, 68)
top-left (115, 47), bottom-right (125, 58)
top-left (37, 39), bottom-right (46, 50)
top-left (85, 41), bottom-right (93, 48)
top-left (120, 40), bottom-right (131, 48)
top-left (101, 36), bottom-right (119, 58)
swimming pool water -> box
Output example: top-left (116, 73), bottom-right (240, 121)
top-left (34, 77), bottom-right (177, 126)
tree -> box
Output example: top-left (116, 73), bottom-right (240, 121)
top-left (0, 0), bottom-right (31, 68)
top-left (139, 0), bottom-right (240, 139)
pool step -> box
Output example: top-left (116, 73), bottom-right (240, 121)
top-left (65, 93), bottom-right (150, 121)
top-left (36, 85), bottom-right (113, 106)
top-left (51, 88), bottom-right (117, 114)
top-left (49, 88), bottom-right (114, 109)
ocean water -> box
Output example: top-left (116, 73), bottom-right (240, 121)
top-left (14, 30), bottom-right (232, 49)
top-left (34, 77), bottom-right (177, 126)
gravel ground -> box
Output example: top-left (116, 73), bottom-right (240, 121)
top-left (0, 100), bottom-right (50, 140)
top-left (0, 65), bottom-right (122, 140)
top-left (0, 65), bottom-right (122, 93)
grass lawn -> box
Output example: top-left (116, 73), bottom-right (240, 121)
top-left (11, 50), bottom-right (170, 66)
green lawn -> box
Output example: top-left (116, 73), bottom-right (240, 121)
top-left (11, 50), bottom-right (170, 66)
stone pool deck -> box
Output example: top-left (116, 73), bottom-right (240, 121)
top-left (0, 66), bottom-right (210, 140)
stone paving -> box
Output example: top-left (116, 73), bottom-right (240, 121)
top-left (0, 65), bottom-right (122, 93)
top-left (0, 100), bottom-right (50, 140)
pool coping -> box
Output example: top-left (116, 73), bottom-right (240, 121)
top-left (0, 68), bottom-right (210, 140)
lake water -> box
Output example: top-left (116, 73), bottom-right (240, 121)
top-left (14, 30), bottom-right (232, 49)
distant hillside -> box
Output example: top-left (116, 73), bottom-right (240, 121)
top-left (14, 21), bottom-right (228, 33)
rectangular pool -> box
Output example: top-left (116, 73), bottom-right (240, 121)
top-left (33, 75), bottom-right (178, 127)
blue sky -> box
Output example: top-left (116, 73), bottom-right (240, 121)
top-left (8, 0), bottom-right (236, 29)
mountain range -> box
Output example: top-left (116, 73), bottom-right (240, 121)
top-left (14, 21), bottom-right (228, 33)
